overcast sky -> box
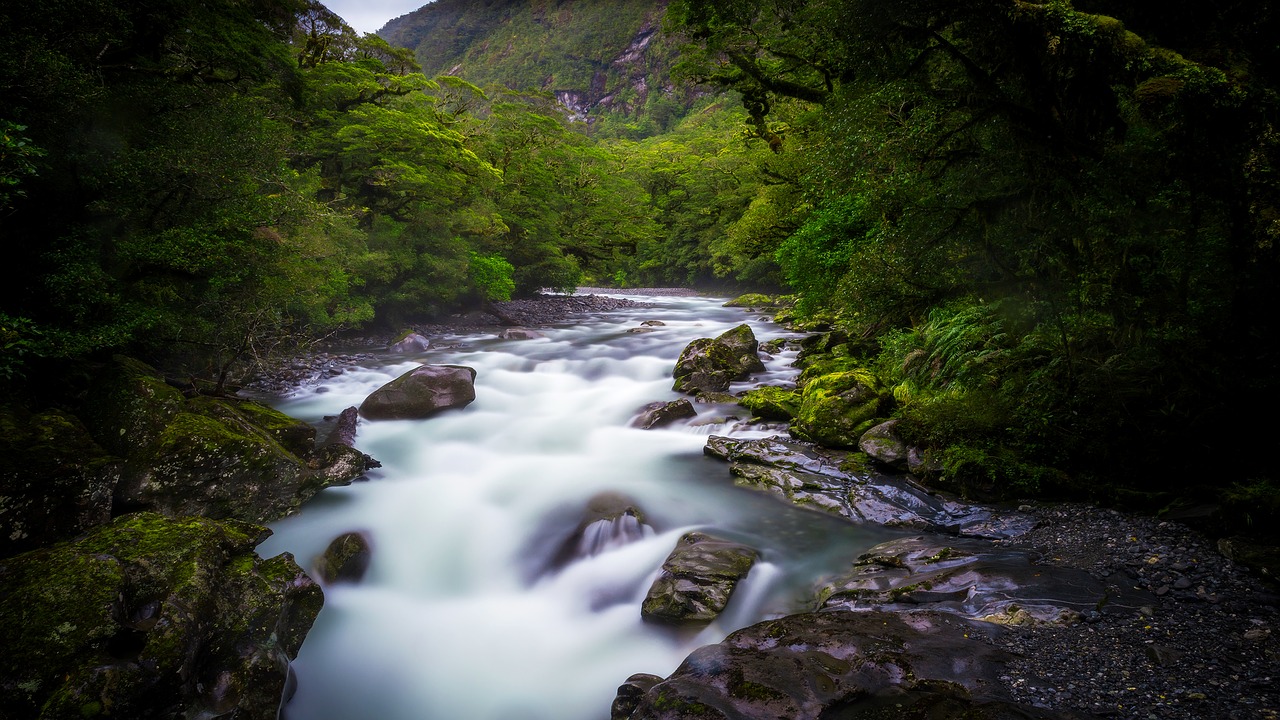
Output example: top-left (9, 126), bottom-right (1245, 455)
top-left (323, 0), bottom-right (432, 35)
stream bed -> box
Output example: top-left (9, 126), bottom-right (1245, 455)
top-left (257, 294), bottom-right (900, 720)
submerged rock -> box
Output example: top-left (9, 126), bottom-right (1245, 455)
top-left (641, 532), bottom-right (758, 625)
top-left (631, 398), bottom-right (697, 429)
top-left (499, 327), bottom-right (544, 340)
top-left (0, 512), bottom-right (321, 720)
top-left (358, 364), bottom-right (477, 420)
top-left (622, 610), bottom-right (1075, 720)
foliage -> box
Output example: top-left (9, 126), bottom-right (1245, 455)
top-left (468, 252), bottom-right (516, 303)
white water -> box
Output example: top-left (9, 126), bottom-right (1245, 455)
top-left (258, 294), bottom-right (894, 720)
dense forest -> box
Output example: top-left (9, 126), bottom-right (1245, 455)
top-left (2, 0), bottom-right (1278, 523)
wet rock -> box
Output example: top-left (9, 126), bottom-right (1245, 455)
top-left (358, 364), bottom-right (477, 420)
top-left (817, 535), bottom-right (1125, 625)
top-left (611, 673), bottom-right (663, 720)
top-left (859, 418), bottom-right (909, 470)
top-left (0, 512), bottom-right (321, 720)
top-left (672, 325), bottom-right (765, 394)
top-left (388, 332), bottom-right (430, 353)
top-left (499, 327), bottom-right (544, 340)
top-left (322, 406), bottom-right (359, 447)
top-left (722, 293), bottom-right (776, 308)
top-left (314, 531), bottom-right (372, 585)
top-left (641, 532), bottom-right (758, 625)
top-left (0, 406), bottom-right (120, 558)
top-left (546, 492), bottom-right (655, 574)
top-left (625, 610), bottom-right (1069, 720)
top-left (705, 435), bottom-right (1036, 539)
top-left (631, 399), bottom-right (697, 429)
top-left (640, 320), bottom-right (666, 326)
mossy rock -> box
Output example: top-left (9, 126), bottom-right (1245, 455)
top-left (0, 406), bottom-right (121, 558)
top-left (81, 356), bottom-right (186, 457)
top-left (194, 395), bottom-right (317, 457)
top-left (672, 338), bottom-right (742, 394)
top-left (641, 532), bottom-right (758, 625)
top-left (789, 369), bottom-right (886, 449)
top-left (739, 387), bottom-right (800, 421)
top-left (723, 293), bottom-right (775, 308)
top-left (0, 512), bottom-right (321, 720)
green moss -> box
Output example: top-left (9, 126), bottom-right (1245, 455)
top-left (723, 293), bottom-right (775, 308)
top-left (739, 386), bottom-right (800, 420)
top-left (790, 369), bottom-right (886, 448)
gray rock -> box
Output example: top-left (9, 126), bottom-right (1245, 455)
top-left (859, 418), bottom-right (910, 470)
top-left (611, 673), bottom-right (663, 720)
top-left (631, 399), bottom-right (697, 429)
top-left (641, 532), bottom-right (758, 625)
top-left (499, 327), bottom-right (544, 340)
top-left (671, 325), bottom-right (766, 394)
top-left (359, 364), bottom-right (477, 420)
top-left (388, 332), bottom-right (430, 353)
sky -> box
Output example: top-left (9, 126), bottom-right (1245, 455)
top-left (322, 0), bottom-right (432, 35)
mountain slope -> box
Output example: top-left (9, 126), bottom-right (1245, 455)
top-left (379, 0), bottom-right (680, 123)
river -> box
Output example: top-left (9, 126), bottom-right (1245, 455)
top-left (257, 293), bottom-right (897, 720)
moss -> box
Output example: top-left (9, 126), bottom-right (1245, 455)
top-left (723, 293), bottom-right (775, 308)
top-left (739, 386), bottom-right (800, 420)
top-left (192, 396), bottom-right (316, 457)
top-left (790, 369), bottom-right (886, 448)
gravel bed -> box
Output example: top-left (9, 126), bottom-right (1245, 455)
top-left (988, 502), bottom-right (1279, 719)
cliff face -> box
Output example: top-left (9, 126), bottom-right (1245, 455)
top-left (378, 0), bottom-right (680, 122)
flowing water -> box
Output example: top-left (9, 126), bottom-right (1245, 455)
top-left (257, 294), bottom-right (898, 720)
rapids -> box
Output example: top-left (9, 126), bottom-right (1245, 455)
top-left (257, 293), bottom-right (898, 720)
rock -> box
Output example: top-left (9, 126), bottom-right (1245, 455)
top-left (640, 320), bottom-right (666, 326)
top-left (722, 293), bottom-right (775, 308)
top-left (641, 532), bottom-right (758, 625)
top-left (0, 512), bottom-right (321, 720)
top-left (611, 673), bottom-right (663, 720)
top-left (788, 367), bottom-right (886, 448)
top-left (705, 436), bottom-right (1036, 539)
top-left (859, 418), bottom-right (909, 470)
top-left (816, 535), bottom-right (1125, 625)
top-left (1218, 537), bottom-right (1280, 585)
top-left (625, 610), bottom-right (1066, 720)
top-left (0, 406), bottom-right (120, 558)
top-left (322, 406), bottom-right (360, 447)
top-left (631, 399), bottom-right (697, 429)
top-left (78, 357), bottom-right (368, 525)
top-left (499, 327), bottom-right (544, 340)
top-left (738, 386), bottom-right (800, 421)
top-left (358, 364), bottom-right (477, 420)
top-left (543, 492), bottom-right (655, 585)
top-left (388, 332), bottom-right (430, 353)
top-left (627, 327), bottom-right (656, 334)
top-left (314, 531), bottom-right (372, 585)
top-left (671, 325), bottom-right (765, 394)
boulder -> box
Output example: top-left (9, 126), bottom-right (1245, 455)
top-left (722, 293), bottom-right (775, 308)
top-left (641, 532), bottom-right (758, 625)
top-left (623, 610), bottom-right (1073, 720)
top-left (388, 332), bottom-right (430, 353)
top-left (358, 364), bottom-right (477, 420)
top-left (81, 357), bottom-right (370, 525)
top-left (0, 513), bottom-right (321, 720)
top-left (671, 325), bottom-right (765, 395)
top-left (631, 399), bottom-right (697, 429)
top-left (737, 386), bottom-right (800, 421)
top-left (322, 406), bottom-right (360, 447)
top-left (550, 492), bottom-right (654, 569)
top-left (788, 368), bottom-right (885, 448)
top-left (611, 673), bottom-right (663, 720)
top-left (859, 418), bottom-right (910, 470)
top-left (314, 531), bottom-right (372, 585)
top-left (640, 320), bottom-right (666, 326)
top-left (0, 406), bottom-right (120, 558)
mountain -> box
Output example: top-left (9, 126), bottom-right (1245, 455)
top-left (378, 0), bottom-right (685, 126)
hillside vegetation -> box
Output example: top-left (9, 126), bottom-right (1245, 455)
top-left (1, 0), bottom-right (1277, 522)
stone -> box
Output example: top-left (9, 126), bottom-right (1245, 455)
top-left (641, 532), bottom-right (758, 625)
top-left (611, 673), bottom-right (663, 720)
top-left (671, 325), bottom-right (766, 394)
top-left (322, 406), bottom-right (360, 447)
top-left (358, 364), bottom-right (477, 420)
top-left (788, 368), bottom-right (885, 448)
top-left (0, 513), bottom-right (321, 720)
top-left (314, 531), bottom-right (372, 585)
top-left (626, 610), bottom-right (1067, 720)
top-left (0, 406), bottom-right (120, 558)
top-left (388, 332), bottom-right (430, 353)
top-left (737, 386), bottom-right (800, 421)
top-left (640, 320), bottom-right (666, 326)
top-left (859, 418), bottom-right (910, 470)
top-left (722, 293), bottom-right (775, 308)
top-left (631, 399), bottom-right (697, 429)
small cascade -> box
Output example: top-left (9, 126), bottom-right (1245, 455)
top-left (575, 512), bottom-right (654, 558)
